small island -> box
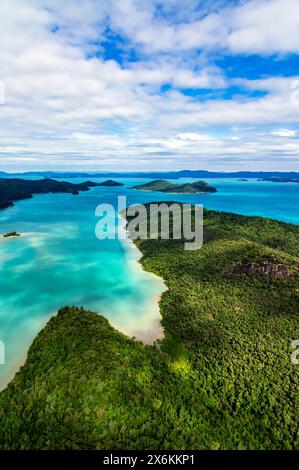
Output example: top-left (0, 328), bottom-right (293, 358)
top-left (3, 231), bottom-right (21, 238)
top-left (97, 180), bottom-right (124, 187)
top-left (132, 179), bottom-right (217, 194)
top-left (0, 178), bottom-right (103, 210)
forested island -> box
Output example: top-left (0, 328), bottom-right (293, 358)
top-left (97, 180), bottom-right (124, 187)
top-left (0, 178), bottom-right (102, 209)
top-left (133, 179), bottom-right (217, 193)
top-left (0, 204), bottom-right (298, 450)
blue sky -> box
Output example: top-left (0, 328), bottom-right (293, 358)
top-left (0, 0), bottom-right (299, 171)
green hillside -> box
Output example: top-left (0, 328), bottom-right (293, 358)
top-left (132, 179), bottom-right (217, 193)
top-left (97, 180), bottom-right (124, 186)
top-left (0, 178), bottom-right (101, 209)
top-left (0, 205), bottom-right (298, 450)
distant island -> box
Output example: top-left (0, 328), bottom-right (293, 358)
top-left (97, 180), bottom-right (124, 187)
top-left (238, 179), bottom-right (248, 182)
top-left (3, 231), bottom-right (21, 238)
top-left (0, 178), bottom-right (102, 209)
top-left (1, 170), bottom-right (299, 180)
top-left (260, 177), bottom-right (299, 183)
top-left (132, 179), bottom-right (217, 194)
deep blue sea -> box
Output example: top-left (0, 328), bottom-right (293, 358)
top-left (0, 177), bottom-right (299, 388)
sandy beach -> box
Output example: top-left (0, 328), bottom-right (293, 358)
top-left (118, 214), bottom-right (168, 344)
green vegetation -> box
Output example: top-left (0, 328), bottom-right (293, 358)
top-left (97, 180), bottom-right (124, 187)
top-left (3, 232), bottom-right (21, 238)
top-left (0, 178), bottom-right (102, 209)
top-left (132, 179), bottom-right (217, 193)
top-left (0, 205), bottom-right (298, 450)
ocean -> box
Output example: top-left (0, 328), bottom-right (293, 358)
top-left (0, 177), bottom-right (299, 388)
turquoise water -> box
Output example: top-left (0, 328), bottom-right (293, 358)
top-left (0, 177), bottom-right (299, 388)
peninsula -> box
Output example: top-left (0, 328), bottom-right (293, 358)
top-left (0, 178), bottom-right (102, 209)
top-left (132, 179), bottom-right (217, 194)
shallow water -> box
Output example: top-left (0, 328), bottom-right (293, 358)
top-left (0, 177), bottom-right (298, 388)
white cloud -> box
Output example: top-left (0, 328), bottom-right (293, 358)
top-left (228, 0), bottom-right (299, 54)
top-left (0, 0), bottom-right (298, 171)
top-left (271, 129), bottom-right (297, 137)
top-left (107, 0), bottom-right (299, 55)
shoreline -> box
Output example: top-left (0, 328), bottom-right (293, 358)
top-left (1, 204), bottom-right (297, 391)
top-left (0, 219), bottom-right (168, 391)
top-left (0, 353), bottom-right (28, 391)
top-left (0, 310), bottom-right (54, 391)
top-left (118, 214), bottom-right (168, 344)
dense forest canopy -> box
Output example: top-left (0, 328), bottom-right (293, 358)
top-left (0, 178), bottom-right (102, 209)
top-left (0, 204), bottom-right (298, 449)
top-left (132, 180), bottom-right (217, 194)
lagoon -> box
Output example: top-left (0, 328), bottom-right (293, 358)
top-left (0, 177), bottom-right (299, 388)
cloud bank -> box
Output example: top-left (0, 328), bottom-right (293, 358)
top-left (0, 0), bottom-right (299, 171)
